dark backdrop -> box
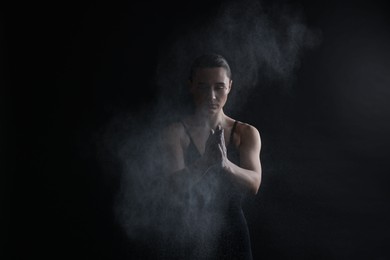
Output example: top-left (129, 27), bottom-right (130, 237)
top-left (3, 0), bottom-right (390, 259)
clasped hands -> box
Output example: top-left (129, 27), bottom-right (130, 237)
top-left (202, 125), bottom-right (229, 171)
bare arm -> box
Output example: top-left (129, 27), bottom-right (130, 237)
top-left (221, 124), bottom-right (262, 195)
top-left (160, 122), bottom-right (261, 194)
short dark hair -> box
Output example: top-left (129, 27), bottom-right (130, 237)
top-left (189, 53), bottom-right (232, 81)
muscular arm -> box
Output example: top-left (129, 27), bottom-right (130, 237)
top-left (223, 124), bottom-right (262, 195)
top-left (160, 122), bottom-right (261, 194)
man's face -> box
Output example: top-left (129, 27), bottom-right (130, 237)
top-left (190, 67), bottom-right (232, 114)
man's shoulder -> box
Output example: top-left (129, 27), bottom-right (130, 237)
top-left (236, 121), bottom-right (260, 136)
top-left (162, 121), bottom-right (186, 138)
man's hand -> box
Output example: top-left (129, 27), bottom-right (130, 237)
top-left (203, 125), bottom-right (228, 169)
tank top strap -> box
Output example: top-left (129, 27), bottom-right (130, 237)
top-left (229, 120), bottom-right (238, 145)
top-left (180, 120), bottom-right (202, 160)
top-left (180, 120), bottom-right (199, 149)
top-left (180, 120), bottom-right (192, 140)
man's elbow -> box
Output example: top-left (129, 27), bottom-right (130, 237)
top-left (251, 173), bottom-right (261, 195)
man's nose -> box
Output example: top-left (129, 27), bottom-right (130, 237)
top-left (207, 88), bottom-right (216, 100)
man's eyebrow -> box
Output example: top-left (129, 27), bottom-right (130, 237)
top-left (196, 82), bottom-right (225, 85)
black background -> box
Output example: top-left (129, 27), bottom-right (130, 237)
top-left (3, 0), bottom-right (390, 259)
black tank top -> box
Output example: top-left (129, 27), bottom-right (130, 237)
top-left (175, 120), bottom-right (253, 260)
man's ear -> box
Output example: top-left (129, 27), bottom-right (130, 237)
top-left (227, 80), bottom-right (233, 94)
